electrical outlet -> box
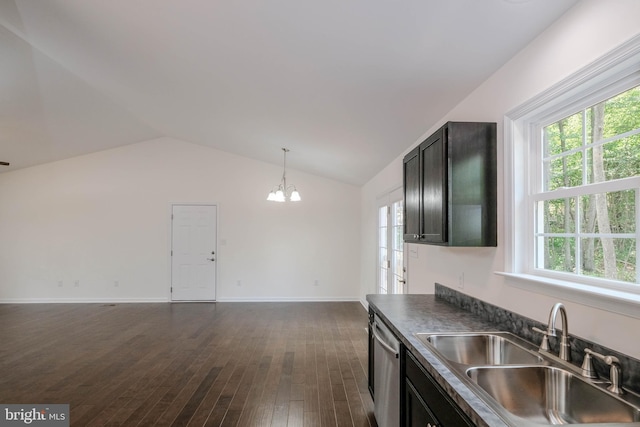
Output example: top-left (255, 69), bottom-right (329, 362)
top-left (314, 280), bottom-right (319, 286)
top-left (236, 280), bottom-right (241, 286)
top-left (74, 280), bottom-right (80, 287)
top-left (114, 280), bottom-right (119, 287)
top-left (57, 281), bottom-right (63, 288)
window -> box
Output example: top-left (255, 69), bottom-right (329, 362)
top-left (378, 190), bottom-right (405, 294)
top-left (503, 35), bottom-right (640, 314)
top-left (536, 85), bottom-right (640, 284)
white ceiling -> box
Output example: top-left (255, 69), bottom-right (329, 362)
top-left (0, 0), bottom-right (579, 185)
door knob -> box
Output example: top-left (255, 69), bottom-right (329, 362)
top-left (207, 258), bottom-right (215, 262)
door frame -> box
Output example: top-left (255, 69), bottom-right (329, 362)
top-left (169, 202), bottom-right (219, 301)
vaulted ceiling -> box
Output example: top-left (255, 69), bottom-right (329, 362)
top-left (0, 0), bottom-right (579, 185)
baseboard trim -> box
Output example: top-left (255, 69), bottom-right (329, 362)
top-left (0, 297), bottom-right (169, 304)
top-left (215, 297), bottom-right (361, 302)
top-left (0, 297), bottom-right (363, 304)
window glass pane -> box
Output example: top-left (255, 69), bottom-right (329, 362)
top-left (539, 236), bottom-right (575, 273)
top-left (379, 269), bottom-right (387, 294)
top-left (544, 151), bottom-right (583, 191)
top-left (379, 226), bottom-right (387, 249)
top-left (542, 198), bottom-right (575, 234)
top-left (597, 86), bottom-right (640, 139)
top-left (585, 147), bottom-right (593, 184)
top-left (379, 206), bottom-right (387, 227)
top-left (392, 227), bottom-right (400, 251)
top-left (580, 191), bottom-right (636, 234)
top-left (543, 112), bottom-right (584, 157)
top-left (379, 248), bottom-right (387, 266)
top-left (580, 238), bottom-right (636, 283)
top-left (393, 250), bottom-right (403, 281)
top-left (588, 135), bottom-right (640, 183)
top-left (393, 200), bottom-right (404, 227)
top-left (585, 108), bottom-right (593, 145)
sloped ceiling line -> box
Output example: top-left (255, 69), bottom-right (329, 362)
top-left (0, 0), bottom-right (579, 184)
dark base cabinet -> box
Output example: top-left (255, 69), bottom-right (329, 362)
top-left (402, 348), bottom-right (474, 427)
top-left (405, 380), bottom-right (439, 426)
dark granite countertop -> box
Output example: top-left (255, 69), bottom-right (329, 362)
top-left (366, 293), bottom-right (509, 427)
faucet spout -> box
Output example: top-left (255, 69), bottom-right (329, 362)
top-left (547, 302), bottom-right (571, 361)
top-left (547, 302), bottom-right (568, 336)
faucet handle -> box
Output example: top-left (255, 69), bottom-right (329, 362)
top-left (581, 349), bottom-right (598, 379)
top-left (532, 327), bottom-right (551, 352)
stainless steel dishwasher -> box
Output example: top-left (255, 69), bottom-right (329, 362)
top-left (372, 313), bottom-right (400, 427)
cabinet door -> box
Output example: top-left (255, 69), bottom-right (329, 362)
top-left (405, 380), bottom-right (439, 427)
top-left (420, 129), bottom-right (447, 244)
top-left (404, 350), bottom-right (474, 427)
top-left (403, 146), bottom-right (421, 242)
top-left (448, 122), bottom-right (497, 246)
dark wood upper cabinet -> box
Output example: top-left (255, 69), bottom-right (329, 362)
top-left (403, 146), bottom-right (421, 241)
top-left (420, 128), bottom-right (447, 244)
top-left (403, 122), bottom-right (497, 247)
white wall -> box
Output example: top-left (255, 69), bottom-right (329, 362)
top-left (360, 0), bottom-right (640, 358)
top-left (0, 137), bottom-right (361, 302)
top-left (359, 162), bottom-right (403, 301)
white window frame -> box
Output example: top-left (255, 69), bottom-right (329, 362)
top-left (500, 35), bottom-right (640, 318)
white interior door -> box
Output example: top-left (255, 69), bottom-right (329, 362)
top-left (171, 204), bottom-right (217, 301)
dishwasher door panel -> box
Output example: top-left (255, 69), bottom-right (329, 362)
top-left (372, 315), bottom-right (400, 427)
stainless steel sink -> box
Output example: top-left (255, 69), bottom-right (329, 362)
top-left (416, 332), bottom-right (543, 366)
top-left (415, 331), bottom-right (640, 425)
top-left (467, 365), bottom-right (640, 425)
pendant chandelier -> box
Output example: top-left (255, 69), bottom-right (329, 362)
top-left (267, 148), bottom-right (301, 202)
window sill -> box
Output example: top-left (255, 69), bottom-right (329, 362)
top-left (495, 272), bottom-right (640, 320)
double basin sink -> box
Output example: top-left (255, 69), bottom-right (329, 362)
top-left (416, 332), bottom-right (640, 425)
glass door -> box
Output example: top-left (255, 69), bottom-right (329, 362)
top-left (378, 192), bottom-right (405, 294)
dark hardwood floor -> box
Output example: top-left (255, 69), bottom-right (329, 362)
top-left (0, 301), bottom-right (377, 427)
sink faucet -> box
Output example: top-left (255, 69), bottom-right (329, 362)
top-left (532, 302), bottom-right (571, 361)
